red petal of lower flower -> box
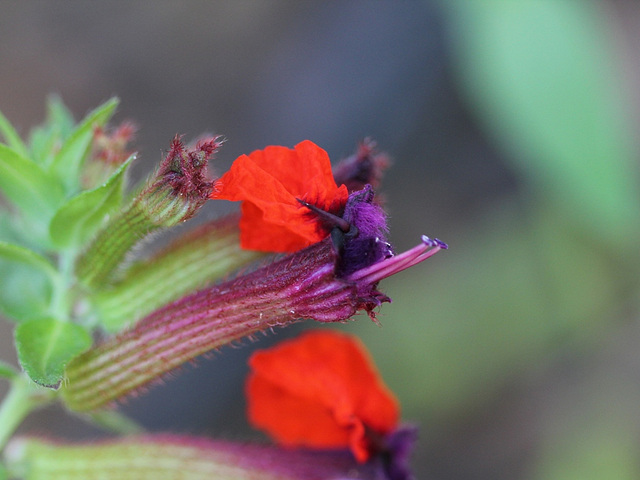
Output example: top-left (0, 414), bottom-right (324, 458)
top-left (246, 374), bottom-right (351, 448)
top-left (246, 330), bottom-right (399, 462)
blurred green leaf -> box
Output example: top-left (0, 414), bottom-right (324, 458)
top-left (0, 242), bottom-right (57, 278)
top-left (0, 211), bottom-right (26, 246)
top-left (50, 154), bottom-right (134, 248)
top-left (0, 360), bottom-right (18, 380)
top-left (0, 242), bottom-right (57, 323)
top-left (0, 109), bottom-right (29, 158)
top-left (29, 96), bottom-right (77, 166)
top-left (446, 0), bottom-right (640, 249)
top-left (15, 318), bottom-right (91, 388)
top-left (30, 125), bottom-right (62, 167)
top-left (49, 97), bottom-right (119, 193)
top-left (533, 413), bottom-right (639, 480)
top-left (0, 209), bottom-right (53, 253)
top-left (46, 96), bottom-right (76, 139)
top-left (0, 144), bottom-right (65, 222)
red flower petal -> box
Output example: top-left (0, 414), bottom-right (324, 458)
top-left (212, 141), bottom-right (349, 253)
top-left (246, 330), bottom-right (399, 462)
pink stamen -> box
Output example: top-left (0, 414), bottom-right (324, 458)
top-left (349, 235), bottom-right (446, 284)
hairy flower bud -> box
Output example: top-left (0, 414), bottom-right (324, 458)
top-left (83, 121), bottom-right (137, 188)
top-left (332, 138), bottom-right (390, 193)
top-left (76, 136), bottom-right (221, 288)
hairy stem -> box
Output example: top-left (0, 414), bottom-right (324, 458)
top-left (0, 376), bottom-right (54, 451)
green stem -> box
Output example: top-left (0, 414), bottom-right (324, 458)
top-left (49, 249), bottom-right (76, 321)
top-left (88, 410), bottom-right (144, 435)
top-left (0, 377), bottom-right (51, 451)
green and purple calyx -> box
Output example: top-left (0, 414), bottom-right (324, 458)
top-left (76, 136), bottom-right (222, 288)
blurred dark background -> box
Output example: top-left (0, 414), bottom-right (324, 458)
top-left (2, 1), bottom-right (640, 478)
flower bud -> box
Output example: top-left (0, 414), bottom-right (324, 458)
top-left (82, 121), bottom-right (136, 188)
top-left (332, 138), bottom-right (390, 193)
top-left (76, 136), bottom-right (221, 288)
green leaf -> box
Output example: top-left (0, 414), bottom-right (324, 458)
top-left (0, 360), bottom-right (18, 380)
top-left (46, 95), bottom-right (76, 139)
top-left (0, 242), bottom-right (57, 322)
top-left (15, 318), bottom-right (92, 388)
top-left (29, 102), bottom-right (68, 166)
top-left (0, 242), bottom-right (57, 278)
top-left (29, 123), bottom-right (62, 166)
top-left (49, 97), bottom-right (119, 193)
top-left (0, 144), bottom-right (65, 221)
top-left (0, 211), bottom-right (25, 245)
top-left (446, 0), bottom-right (640, 248)
top-left (50, 154), bottom-right (135, 247)
top-left (29, 96), bottom-right (77, 166)
top-left (0, 109), bottom-right (29, 158)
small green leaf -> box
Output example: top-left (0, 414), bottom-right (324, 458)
top-left (29, 96), bottom-right (77, 166)
top-left (0, 211), bottom-right (25, 245)
top-left (0, 360), bottom-right (18, 380)
top-left (29, 123), bottom-right (62, 166)
top-left (15, 318), bottom-right (92, 388)
top-left (0, 144), bottom-right (65, 221)
top-left (0, 109), bottom-right (29, 158)
top-left (49, 97), bottom-right (119, 193)
top-left (0, 242), bottom-right (57, 322)
top-left (50, 154), bottom-right (135, 247)
top-left (0, 242), bottom-right (57, 278)
top-left (46, 95), bottom-right (76, 140)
